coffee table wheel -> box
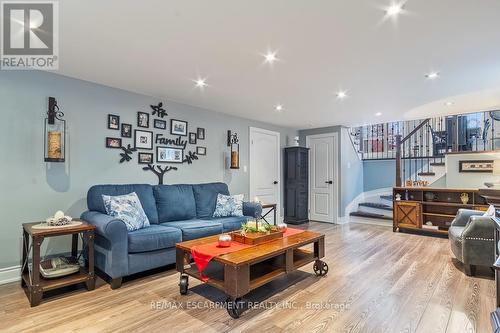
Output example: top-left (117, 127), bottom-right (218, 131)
top-left (179, 275), bottom-right (189, 295)
top-left (226, 297), bottom-right (245, 319)
top-left (313, 260), bottom-right (329, 277)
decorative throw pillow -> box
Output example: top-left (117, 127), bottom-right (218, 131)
top-left (213, 194), bottom-right (244, 218)
top-left (483, 205), bottom-right (496, 218)
top-left (102, 192), bottom-right (150, 231)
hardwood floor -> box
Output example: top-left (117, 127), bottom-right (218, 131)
top-left (0, 222), bottom-right (495, 333)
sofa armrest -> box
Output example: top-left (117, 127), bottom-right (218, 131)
top-left (463, 215), bottom-right (495, 240)
top-left (81, 211), bottom-right (128, 242)
top-left (451, 209), bottom-right (484, 227)
top-left (243, 202), bottom-right (262, 218)
top-left (80, 211), bottom-right (129, 279)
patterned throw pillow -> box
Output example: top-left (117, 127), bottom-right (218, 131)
top-left (213, 194), bottom-right (244, 218)
top-left (102, 192), bottom-right (150, 231)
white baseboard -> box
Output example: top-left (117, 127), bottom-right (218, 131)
top-left (0, 266), bottom-right (21, 285)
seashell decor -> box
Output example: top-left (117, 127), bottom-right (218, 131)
top-left (46, 210), bottom-right (73, 226)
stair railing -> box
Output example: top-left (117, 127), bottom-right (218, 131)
top-left (395, 118), bottom-right (431, 186)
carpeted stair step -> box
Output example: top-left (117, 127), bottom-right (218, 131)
top-left (359, 202), bottom-right (393, 211)
top-left (418, 172), bottom-right (435, 176)
top-left (430, 162), bottom-right (445, 166)
top-left (350, 211), bottom-right (393, 220)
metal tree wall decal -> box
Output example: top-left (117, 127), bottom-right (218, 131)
top-left (150, 102), bottom-right (167, 118)
top-left (142, 164), bottom-right (178, 185)
top-left (119, 144), bottom-right (137, 163)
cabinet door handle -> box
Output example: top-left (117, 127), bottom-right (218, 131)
top-left (273, 181), bottom-right (278, 185)
top-left (325, 180), bottom-right (333, 184)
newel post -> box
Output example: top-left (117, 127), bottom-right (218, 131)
top-left (395, 134), bottom-right (402, 187)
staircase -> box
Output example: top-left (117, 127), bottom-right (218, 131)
top-left (347, 110), bottom-right (497, 224)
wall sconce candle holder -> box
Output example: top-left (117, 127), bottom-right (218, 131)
top-left (44, 97), bottom-right (66, 162)
top-left (227, 130), bottom-right (240, 169)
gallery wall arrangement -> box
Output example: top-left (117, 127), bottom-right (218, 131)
top-left (105, 102), bottom-right (207, 184)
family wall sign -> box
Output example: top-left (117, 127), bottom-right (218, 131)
top-left (105, 102), bottom-right (207, 184)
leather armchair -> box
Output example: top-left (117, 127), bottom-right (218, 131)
top-left (449, 209), bottom-right (495, 276)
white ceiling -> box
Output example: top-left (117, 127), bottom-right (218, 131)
top-left (56, 0), bottom-right (500, 128)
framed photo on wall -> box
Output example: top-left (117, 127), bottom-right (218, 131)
top-left (459, 160), bottom-right (494, 173)
top-left (138, 152), bottom-right (154, 164)
top-left (170, 119), bottom-right (188, 136)
top-left (197, 127), bottom-right (205, 140)
top-left (108, 114), bottom-right (120, 130)
top-left (189, 132), bottom-right (197, 144)
top-left (121, 123), bottom-right (132, 138)
top-left (157, 146), bottom-right (184, 163)
top-left (106, 137), bottom-right (122, 148)
top-left (154, 119), bottom-right (167, 130)
top-left (137, 112), bottom-right (150, 128)
top-left (134, 130), bottom-right (153, 150)
top-left (196, 146), bottom-right (206, 156)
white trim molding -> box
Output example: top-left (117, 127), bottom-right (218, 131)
top-left (0, 265), bottom-right (21, 285)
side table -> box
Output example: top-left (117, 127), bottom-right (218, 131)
top-left (21, 219), bottom-right (96, 306)
top-left (261, 203), bottom-right (277, 225)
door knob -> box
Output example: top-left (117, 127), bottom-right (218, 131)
top-left (325, 180), bottom-right (333, 184)
top-left (273, 181), bottom-right (279, 184)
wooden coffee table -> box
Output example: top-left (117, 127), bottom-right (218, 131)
top-left (175, 230), bottom-right (327, 318)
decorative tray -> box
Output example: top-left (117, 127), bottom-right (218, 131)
top-left (230, 230), bottom-right (283, 245)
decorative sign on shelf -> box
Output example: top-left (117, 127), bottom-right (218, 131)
top-left (104, 102), bottom-right (206, 184)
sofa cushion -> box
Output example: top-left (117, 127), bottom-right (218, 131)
top-left (103, 192), bottom-right (150, 231)
top-left (163, 219), bottom-right (223, 241)
top-left (192, 183), bottom-right (230, 218)
top-left (154, 185), bottom-right (196, 223)
top-left (128, 225), bottom-right (181, 253)
top-left (88, 184), bottom-right (159, 224)
top-left (209, 216), bottom-right (251, 233)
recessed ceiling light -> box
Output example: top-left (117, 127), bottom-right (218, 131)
top-left (386, 2), bottom-right (404, 17)
top-left (264, 51), bottom-right (278, 64)
top-left (375, 112), bottom-right (382, 116)
top-left (336, 91), bottom-right (348, 100)
top-left (425, 72), bottom-right (440, 80)
top-left (275, 104), bottom-right (283, 112)
top-left (445, 101), bottom-right (454, 107)
top-left (194, 78), bottom-right (207, 88)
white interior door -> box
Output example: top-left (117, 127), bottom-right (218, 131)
top-left (249, 127), bottom-right (280, 224)
top-left (307, 133), bottom-right (337, 223)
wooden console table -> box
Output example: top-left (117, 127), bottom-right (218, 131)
top-left (21, 220), bottom-right (95, 306)
top-left (393, 187), bottom-right (489, 236)
top-left (261, 203), bottom-right (277, 225)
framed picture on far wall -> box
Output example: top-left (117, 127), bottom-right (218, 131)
top-left (106, 137), bottom-right (122, 148)
top-left (189, 132), bottom-right (197, 144)
top-left (137, 112), bottom-right (150, 128)
top-left (171, 119), bottom-right (188, 136)
top-left (197, 127), bottom-right (205, 140)
top-left (134, 129), bottom-right (153, 150)
top-left (121, 123), bottom-right (132, 138)
top-left (196, 146), bottom-right (206, 156)
top-left (459, 160), bottom-right (494, 173)
top-left (107, 114), bottom-right (120, 130)
top-left (157, 146), bottom-right (184, 163)
top-left (138, 152), bottom-right (154, 165)
top-left (154, 119), bottom-right (166, 130)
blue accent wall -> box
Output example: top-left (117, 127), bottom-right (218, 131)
top-left (362, 160), bottom-right (396, 192)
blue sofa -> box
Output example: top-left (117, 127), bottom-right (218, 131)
top-left (81, 182), bottom-right (262, 288)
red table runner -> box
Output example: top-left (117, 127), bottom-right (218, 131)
top-left (191, 227), bottom-right (305, 282)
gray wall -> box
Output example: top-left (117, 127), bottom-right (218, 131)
top-left (445, 152), bottom-right (500, 188)
top-left (363, 160), bottom-right (395, 192)
top-left (0, 71), bottom-right (297, 269)
top-left (298, 126), bottom-right (364, 218)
